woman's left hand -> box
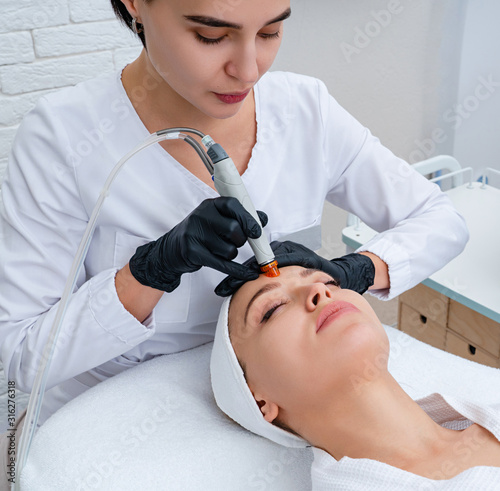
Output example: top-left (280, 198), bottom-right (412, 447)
top-left (215, 240), bottom-right (376, 297)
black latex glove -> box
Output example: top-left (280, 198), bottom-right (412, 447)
top-left (129, 197), bottom-right (268, 293)
top-left (215, 240), bottom-right (375, 297)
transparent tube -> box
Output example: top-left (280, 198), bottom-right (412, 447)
top-left (14, 128), bottom-right (208, 488)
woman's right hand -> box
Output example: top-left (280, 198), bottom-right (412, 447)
top-left (128, 197), bottom-right (268, 293)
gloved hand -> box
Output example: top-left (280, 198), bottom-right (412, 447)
top-left (129, 197), bottom-right (268, 292)
top-left (215, 240), bottom-right (375, 297)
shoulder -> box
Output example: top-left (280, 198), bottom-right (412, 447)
top-left (22, 70), bottom-right (123, 135)
top-left (40, 70), bottom-right (121, 111)
top-left (15, 70), bottom-right (126, 153)
top-left (10, 70), bottom-right (127, 178)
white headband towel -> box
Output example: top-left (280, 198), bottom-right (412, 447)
top-left (210, 297), bottom-right (309, 448)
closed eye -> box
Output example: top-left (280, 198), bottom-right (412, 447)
top-left (326, 279), bottom-right (340, 287)
top-left (195, 30), bottom-right (281, 45)
top-left (259, 31), bottom-right (281, 40)
top-left (195, 33), bottom-right (224, 45)
top-left (260, 301), bottom-right (286, 323)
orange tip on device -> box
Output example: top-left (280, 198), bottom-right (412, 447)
top-left (260, 260), bottom-right (280, 277)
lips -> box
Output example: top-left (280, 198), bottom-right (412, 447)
top-left (218, 90), bottom-right (250, 96)
top-left (214, 90), bottom-right (250, 104)
top-left (316, 301), bottom-right (361, 333)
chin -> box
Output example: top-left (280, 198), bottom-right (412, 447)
top-left (211, 101), bottom-right (246, 118)
top-left (212, 109), bottom-right (242, 120)
top-left (189, 101), bottom-right (238, 122)
top-left (336, 319), bottom-right (389, 364)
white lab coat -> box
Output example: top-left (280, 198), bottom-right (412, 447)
top-left (0, 70), bottom-right (468, 423)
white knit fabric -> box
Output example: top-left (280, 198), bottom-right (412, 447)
top-left (311, 393), bottom-right (500, 490)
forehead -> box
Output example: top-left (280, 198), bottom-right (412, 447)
top-left (170, 0), bottom-right (290, 17)
top-left (233, 265), bottom-right (306, 301)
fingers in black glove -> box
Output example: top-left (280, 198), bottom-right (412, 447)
top-left (215, 240), bottom-right (323, 296)
top-left (129, 197), bottom-right (268, 292)
top-left (213, 197), bottom-right (263, 243)
top-left (215, 240), bottom-right (375, 297)
top-left (257, 210), bottom-right (268, 228)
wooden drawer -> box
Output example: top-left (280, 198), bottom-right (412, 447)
top-left (448, 300), bottom-right (500, 358)
top-left (399, 284), bottom-right (449, 326)
top-left (399, 303), bottom-right (446, 350)
top-left (445, 330), bottom-right (500, 368)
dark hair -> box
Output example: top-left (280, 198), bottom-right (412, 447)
top-left (110, 0), bottom-right (152, 48)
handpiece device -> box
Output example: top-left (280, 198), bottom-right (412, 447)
top-left (202, 135), bottom-right (279, 277)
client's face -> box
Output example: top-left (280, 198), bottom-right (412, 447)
top-left (228, 266), bottom-right (389, 426)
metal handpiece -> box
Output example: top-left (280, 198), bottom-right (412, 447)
top-left (213, 157), bottom-right (275, 267)
top-left (202, 137), bottom-right (279, 277)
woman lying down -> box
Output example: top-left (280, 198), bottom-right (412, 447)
top-left (211, 257), bottom-right (500, 489)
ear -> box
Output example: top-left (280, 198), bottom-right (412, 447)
top-left (119, 0), bottom-right (142, 20)
top-left (253, 392), bottom-right (280, 423)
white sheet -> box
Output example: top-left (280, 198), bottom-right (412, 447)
top-left (20, 326), bottom-right (500, 490)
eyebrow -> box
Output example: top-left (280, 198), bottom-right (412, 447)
top-left (299, 268), bottom-right (322, 278)
top-left (184, 8), bottom-right (292, 30)
top-left (244, 282), bottom-right (281, 325)
top-left (242, 268), bottom-right (327, 324)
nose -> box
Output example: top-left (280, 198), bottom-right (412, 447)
top-left (225, 41), bottom-right (259, 84)
top-left (305, 283), bottom-right (333, 311)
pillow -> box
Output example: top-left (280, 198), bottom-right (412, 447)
top-left (20, 343), bottom-right (313, 490)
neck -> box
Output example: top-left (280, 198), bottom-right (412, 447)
top-left (302, 374), bottom-right (459, 469)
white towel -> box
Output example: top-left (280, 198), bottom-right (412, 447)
top-left (211, 296), bottom-right (309, 448)
top-left (20, 326), bottom-right (500, 490)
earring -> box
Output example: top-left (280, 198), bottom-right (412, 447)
top-left (132, 18), bottom-right (144, 35)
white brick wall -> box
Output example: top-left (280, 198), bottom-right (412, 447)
top-left (0, 127), bottom-right (18, 162)
top-left (0, 52), bottom-right (116, 94)
top-left (0, 32), bottom-right (35, 65)
top-left (0, 90), bottom-right (54, 126)
top-left (2, 0), bottom-right (70, 33)
top-left (69, 0), bottom-right (117, 23)
top-left (0, 159), bottom-right (7, 188)
top-left (0, 0), bottom-right (142, 183)
top-left (33, 21), bottom-right (138, 57)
